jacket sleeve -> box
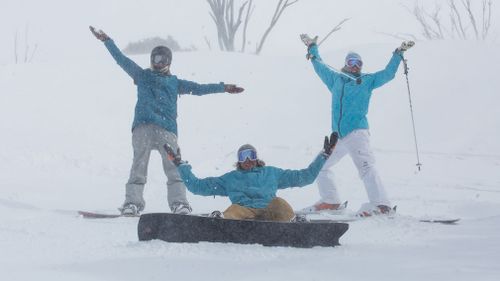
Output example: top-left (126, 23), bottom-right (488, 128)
top-left (308, 45), bottom-right (338, 88)
top-left (178, 79), bottom-right (225, 96)
top-left (177, 164), bottom-right (228, 196)
top-left (276, 154), bottom-right (327, 189)
top-left (370, 51), bottom-right (403, 89)
top-left (104, 40), bottom-right (144, 81)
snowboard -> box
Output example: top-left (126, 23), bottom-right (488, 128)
top-left (137, 213), bottom-right (349, 248)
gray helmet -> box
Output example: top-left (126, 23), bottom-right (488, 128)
top-left (150, 46), bottom-right (172, 70)
top-left (237, 144), bottom-right (258, 162)
top-left (238, 144), bottom-right (257, 154)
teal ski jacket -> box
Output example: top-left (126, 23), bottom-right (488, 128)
top-left (308, 45), bottom-right (403, 138)
top-left (177, 154), bottom-right (327, 209)
top-left (104, 40), bottom-right (225, 135)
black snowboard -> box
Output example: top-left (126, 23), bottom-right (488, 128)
top-left (137, 213), bottom-right (349, 248)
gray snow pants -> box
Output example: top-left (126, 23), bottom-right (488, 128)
top-left (124, 124), bottom-right (189, 212)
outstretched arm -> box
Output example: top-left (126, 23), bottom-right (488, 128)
top-left (164, 144), bottom-right (227, 196)
top-left (276, 154), bottom-right (326, 189)
top-left (178, 79), bottom-right (244, 96)
top-left (277, 133), bottom-right (338, 189)
top-left (177, 164), bottom-right (228, 196)
top-left (90, 26), bottom-right (143, 81)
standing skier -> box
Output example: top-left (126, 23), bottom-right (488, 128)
top-left (164, 134), bottom-right (338, 222)
top-left (90, 26), bottom-right (244, 216)
top-left (299, 34), bottom-right (413, 215)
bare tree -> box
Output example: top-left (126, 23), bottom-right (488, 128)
top-left (204, 36), bottom-right (212, 50)
top-left (482, 0), bottom-right (492, 40)
top-left (408, 0), bottom-right (493, 41)
top-left (450, 0), bottom-right (467, 39)
top-left (255, 0), bottom-right (298, 55)
top-left (13, 24), bottom-right (38, 64)
top-left (240, 0), bottom-right (254, 52)
top-left (14, 30), bottom-right (18, 64)
top-left (206, 0), bottom-right (298, 55)
top-left (317, 18), bottom-right (350, 46)
top-left (207, 0), bottom-right (249, 51)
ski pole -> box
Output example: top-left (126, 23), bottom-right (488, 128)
top-left (402, 56), bottom-right (423, 171)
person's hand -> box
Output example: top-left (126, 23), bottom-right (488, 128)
top-left (300, 34), bottom-right (318, 48)
top-left (322, 132), bottom-right (339, 157)
top-left (89, 26), bottom-right (110, 42)
top-left (164, 144), bottom-right (185, 166)
top-left (224, 84), bottom-right (244, 94)
top-left (396, 41), bottom-right (415, 52)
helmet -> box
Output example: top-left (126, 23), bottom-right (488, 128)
top-left (150, 46), bottom-right (172, 71)
top-left (345, 52), bottom-right (363, 68)
top-left (237, 144), bottom-right (257, 162)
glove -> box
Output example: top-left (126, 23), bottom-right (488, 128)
top-left (164, 144), bottom-right (186, 166)
top-left (396, 41), bottom-right (415, 52)
top-left (300, 34), bottom-right (318, 60)
top-left (224, 84), bottom-right (244, 94)
top-left (322, 132), bottom-right (339, 157)
top-left (89, 26), bottom-right (110, 42)
top-left (300, 34), bottom-right (318, 48)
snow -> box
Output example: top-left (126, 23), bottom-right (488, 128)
top-left (1, 1), bottom-right (500, 280)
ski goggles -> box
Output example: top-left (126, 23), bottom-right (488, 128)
top-left (237, 149), bottom-right (257, 162)
top-left (152, 54), bottom-right (169, 65)
top-left (346, 58), bottom-right (363, 68)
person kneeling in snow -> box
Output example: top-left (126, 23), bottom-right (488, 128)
top-left (164, 133), bottom-right (338, 222)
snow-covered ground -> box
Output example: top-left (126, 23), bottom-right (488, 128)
top-left (1, 1), bottom-right (500, 280)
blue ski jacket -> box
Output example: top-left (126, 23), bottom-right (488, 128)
top-left (308, 45), bottom-right (403, 138)
top-left (177, 154), bottom-right (327, 209)
top-left (104, 40), bottom-right (226, 135)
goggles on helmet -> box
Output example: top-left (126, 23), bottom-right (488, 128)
top-left (237, 149), bottom-right (257, 163)
top-left (346, 58), bottom-right (363, 68)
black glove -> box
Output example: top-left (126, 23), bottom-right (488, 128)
top-left (323, 132), bottom-right (339, 157)
top-left (164, 144), bottom-right (185, 166)
top-left (89, 26), bottom-right (110, 42)
top-left (224, 84), bottom-right (244, 94)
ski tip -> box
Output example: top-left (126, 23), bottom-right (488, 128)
top-left (78, 210), bottom-right (138, 219)
top-left (419, 218), bottom-right (460, 224)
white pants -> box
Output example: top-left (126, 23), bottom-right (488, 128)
top-left (316, 129), bottom-right (391, 206)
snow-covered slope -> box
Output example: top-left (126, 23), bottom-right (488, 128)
top-left (1, 20), bottom-right (500, 281)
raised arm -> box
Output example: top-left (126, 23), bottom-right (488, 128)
top-left (178, 79), bottom-right (244, 96)
top-left (276, 154), bottom-right (326, 189)
top-left (371, 41), bottom-right (414, 89)
top-left (308, 45), bottom-right (338, 87)
top-left (277, 133), bottom-right (338, 189)
top-left (90, 26), bottom-right (143, 81)
top-left (300, 34), bottom-right (338, 87)
top-left (370, 51), bottom-right (403, 90)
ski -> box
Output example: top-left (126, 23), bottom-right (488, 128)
top-left (78, 210), bottom-right (139, 219)
top-left (303, 212), bottom-right (460, 225)
top-left (418, 218), bottom-right (460, 224)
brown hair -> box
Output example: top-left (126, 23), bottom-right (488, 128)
top-left (235, 159), bottom-right (266, 170)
